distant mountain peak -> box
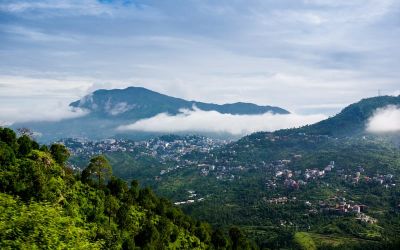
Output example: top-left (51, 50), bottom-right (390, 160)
top-left (16, 86), bottom-right (289, 142)
top-left (70, 86), bottom-right (290, 118)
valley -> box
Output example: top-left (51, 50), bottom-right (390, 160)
top-left (2, 95), bottom-right (400, 249)
top-left (3, 1), bottom-right (400, 248)
top-left (63, 119), bottom-right (400, 248)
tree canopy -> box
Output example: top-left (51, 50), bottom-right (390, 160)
top-left (1, 127), bottom-right (254, 249)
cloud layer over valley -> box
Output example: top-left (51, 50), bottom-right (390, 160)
top-left (118, 108), bottom-right (326, 136)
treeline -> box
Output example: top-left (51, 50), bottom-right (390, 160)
top-left (0, 127), bottom-right (257, 249)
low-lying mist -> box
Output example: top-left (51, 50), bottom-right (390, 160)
top-left (117, 108), bottom-right (326, 136)
top-left (367, 105), bottom-right (400, 133)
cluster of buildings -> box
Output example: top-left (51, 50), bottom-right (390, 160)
top-left (143, 136), bottom-right (227, 162)
top-left (61, 138), bottom-right (135, 157)
top-left (264, 195), bottom-right (377, 224)
top-left (342, 170), bottom-right (396, 187)
top-left (265, 158), bottom-right (335, 189)
top-left (265, 158), bottom-right (396, 191)
top-left (61, 135), bottom-right (227, 166)
top-left (318, 198), bottom-right (368, 215)
top-left (265, 196), bottom-right (297, 204)
top-left (173, 190), bottom-right (205, 205)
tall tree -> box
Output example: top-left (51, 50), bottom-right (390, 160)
top-left (105, 195), bottom-right (120, 225)
top-left (84, 155), bottom-right (112, 187)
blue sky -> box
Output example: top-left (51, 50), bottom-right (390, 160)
top-left (0, 0), bottom-right (399, 124)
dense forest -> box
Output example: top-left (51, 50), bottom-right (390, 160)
top-left (0, 127), bottom-right (258, 249)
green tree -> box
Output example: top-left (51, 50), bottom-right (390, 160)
top-left (212, 228), bottom-right (228, 249)
top-left (194, 222), bottom-right (212, 244)
top-left (229, 226), bottom-right (250, 250)
top-left (0, 142), bottom-right (15, 166)
top-left (40, 144), bottom-right (49, 152)
top-left (0, 193), bottom-right (101, 249)
top-left (134, 222), bottom-right (159, 248)
top-left (105, 195), bottom-right (120, 225)
top-left (50, 144), bottom-right (70, 166)
top-left (126, 180), bottom-right (140, 204)
top-left (0, 128), bottom-right (17, 151)
top-left (107, 176), bottom-right (128, 199)
top-left (138, 187), bottom-right (158, 210)
top-left (84, 155), bottom-right (112, 187)
top-left (17, 135), bottom-right (32, 156)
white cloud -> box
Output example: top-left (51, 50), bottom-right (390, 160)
top-left (390, 90), bottom-right (400, 96)
top-left (0, 103), bottom-right (89, 126)
top-left (0, 0), bottom-right (113, 16)
top-left (0, 75), bottom-right (92, 125)
top-left (366, 105), bottom-right (400, 133)
top-left (117, 108), bottom-right (326, 136)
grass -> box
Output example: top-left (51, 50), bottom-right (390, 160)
top-left (294, 232), bottom-right (317, 250)
top-left (307, 232), bottom-right (378, 248)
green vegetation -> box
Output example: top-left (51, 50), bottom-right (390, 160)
top-left (0, 127), bottom-right (258, 249)
top-left (293, 232), bottom-right (316, 250)
top-left (6, 96), bottom-right (400, 249)
top-left (286, 95), bottom-right (400, 137)
top-left (78, 133), bottom-right (400, 249)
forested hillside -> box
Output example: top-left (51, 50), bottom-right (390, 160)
top-left (53, 95), bottom-right (400, 249)
top-left (0, 127), bottom-right (256, 249)
top-left (280, 95), bottom-right (400, 137)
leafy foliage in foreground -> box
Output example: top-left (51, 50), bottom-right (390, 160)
top-left (0, 127), bottom-right (256, 249)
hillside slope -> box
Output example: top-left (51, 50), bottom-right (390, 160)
top-left (0, 127), bottom-right (257, 249)
top-left (287, 95), bottom-right (400, 137)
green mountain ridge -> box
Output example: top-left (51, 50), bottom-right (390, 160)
top-left (70, 87), bottom-right (289, 118)
top-left (275, 95), bottom-right (400, 138)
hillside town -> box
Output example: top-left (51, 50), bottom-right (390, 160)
top-left (60, 135), bottom-right (228, 164)
top-left (61, 135), bottom-right (397, 193)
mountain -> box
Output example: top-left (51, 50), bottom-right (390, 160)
top-left (14, 86), bottom-right (289, 142)
top-left (56, 95), bottom-right (400, 249)
top-left (63, 97), bottom-right (400, 249)
top-left (69, 86), bottom-right (289, 118)
top-left (277, 95), bottom-right (400, 138)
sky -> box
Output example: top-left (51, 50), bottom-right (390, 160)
top-left (0, 0), bottom-right (400, 127)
